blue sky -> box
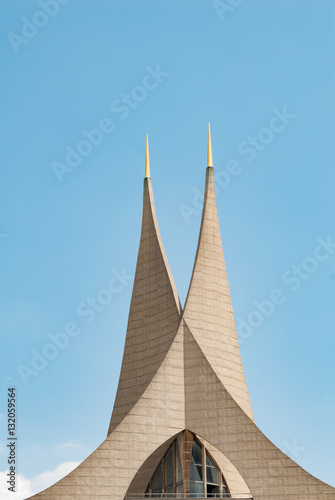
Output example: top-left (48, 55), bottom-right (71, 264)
top-left (1, 0), bottom-right (335, 497)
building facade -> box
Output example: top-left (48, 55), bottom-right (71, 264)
top-left (29, 127), bottom-right (335, 499)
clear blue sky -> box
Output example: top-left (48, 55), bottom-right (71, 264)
top-left (1, 0), bottom-right (335, 497)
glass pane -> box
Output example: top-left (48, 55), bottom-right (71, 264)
top-left (190, 464), bottom-right (203, 481)
top-left (152, 463), bottom-right (162, 492)
top-left (165, 446), bottom-right (173, 487)
top-left (176, 482), bottom-right (184, 493)
top-left (191, 439), bottom-right (203, 465)
top-left (190, 480), bottom-right (204, 497)
top-left (207, 483), bottom-right (220, 497)
top-left (176, 442), bottom-right (183, 485)
top-left (206, 466), bottom-right (219, 485)
top-left (206, 452), bottom-right (215, 467)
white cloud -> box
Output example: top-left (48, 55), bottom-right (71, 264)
top-left (31, 461), bottom-right (80, 493)
top-left (0, 461), bottom-right (80, 499)
top-left (0, 471), bottom-right (34, 499)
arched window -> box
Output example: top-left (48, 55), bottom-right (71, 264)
top-left (145, 431), bottom-right (229, 498)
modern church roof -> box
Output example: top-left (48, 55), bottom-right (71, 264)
top-left (28, 126), bottom-right (335, 500)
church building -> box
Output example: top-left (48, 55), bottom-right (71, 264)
top-left (29, 126), bottom-right (335, 499)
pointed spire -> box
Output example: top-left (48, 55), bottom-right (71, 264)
top-left (183, 136), bottom-right (254, 421)
top-left (108, 147), bottom-right (181, 435)
top-left (145, 134), bottom-right (150, 178)
top-left (207, 123), bottom-right (213, 167)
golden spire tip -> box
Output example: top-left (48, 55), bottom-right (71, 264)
top-left (207, 122), bottom-right (213, 168)
top-left (145, 134), bottom-right (150, 178)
